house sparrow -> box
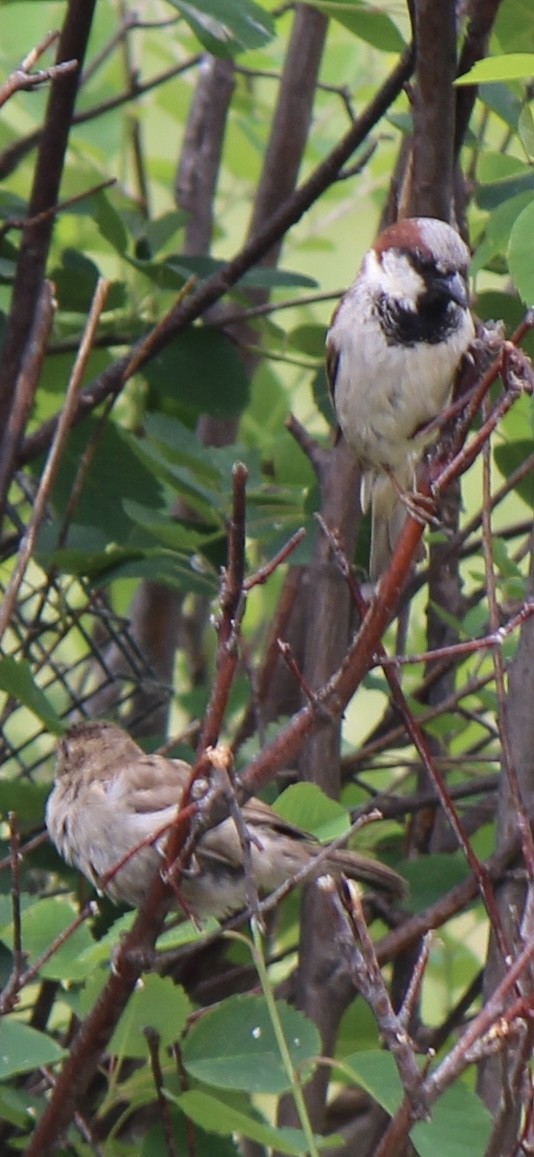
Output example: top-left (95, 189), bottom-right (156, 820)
top-left (326, 217), bottom-right (475, 579)
top-left (46, 720), bottom-right (406, 919)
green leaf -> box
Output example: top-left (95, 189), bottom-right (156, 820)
top-left (518, 103), bottom-right (534, 161)
top-left (494, 441), bottom-right (534, 507)
top-left (108, 975), bottom-right (192, 1058)
top-left (0, 1020), bottom-right (66, 1080)
top-left (142, 1113), bottom-right (241, 1157)
top-left (492, 536), bottom-right (524, 578)
top-left (173, 1090), bottom-right (338, 1155)
top-left (455, 54), bottom-right (534, 84)
top-left (508, 199), bottom-right (534, 303)
top-left (93, 190), bottom-right (128, 253)
top-left (144, 413), bottom-right (227, 483)
top-left (167, 0), bottom-right (274, 58)
top-left (143, 211), bottom-right (188, 255)
top-left (476, 170), bottom-right (534, 212)
top-left (312, 364), bottom-right (336, 426)
top-left (0, 658), bottom-right (63, 733)
top-left (170, 255), bottom-right (318, 291)
top-left (477, 151), bottom-right (529, 185)
top-left (182, 993), bottom-right (320, 1093)
top-left (0, 897), bottom-right (95, 981)
top-left (238, 267), bottom-right (318, 290)
top-left (478, 82), bottom-right (523, 128)
top-left (0, 780), bottom-right (49, 826)
top-left (340, 1052), bottom-right (491, 1157)
top-left (272, 783), bottom-right (350, 843)
top-left (310, 0), bottom-right (405, 52)
top-left (287, 324), bottom-right (326, 358)
top-left (36, 419), bottom-right (164, 539)
top-left (0, 1084), bottom-right (37, 1130)
top-left (471, 192), bottom-right (533, 273)
top-left (50, 249), bottom-right (125, 314)
top-left (143, 327), bottom-right (250, 418)
top-left (78, 911), bottom-right (218, 971)
top-left (82, 548), bottom-right (218, 596)
top-left (412, 1084), bottom-right (492, 1157)
top-left (123, 501), bottom-right (224, 551)
top-left (401, 856), bottom-right (470, 913)
top-left (340, 1050), bottom-right (403, 1115)
top-left (495, 0), bottom-right (534, 52)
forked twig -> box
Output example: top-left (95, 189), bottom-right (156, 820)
top-left (0, 32), bottom-right (78, 109)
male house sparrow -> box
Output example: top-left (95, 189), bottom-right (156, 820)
top-left (327, 217), bottom-right (475, 579)
top-left (46, 721), bottom-right (405, 919)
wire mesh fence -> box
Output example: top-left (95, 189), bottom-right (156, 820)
top-left (0, 475), bottom-right (171, 781)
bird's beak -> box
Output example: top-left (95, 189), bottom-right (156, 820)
top-left (434, 270), bottom-right (469, 309)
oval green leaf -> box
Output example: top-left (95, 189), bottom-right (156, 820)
top-left (455, 54), bottom-right (534, 85)
top-left (182, 994), bottom-right (320, 1093)
top-left (508, 200), bottom-right (534, 304)
top-left (0, 1021), bottom-right (66, 1080)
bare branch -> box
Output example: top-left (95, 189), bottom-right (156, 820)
top-left (0, 280), bottom-right (110, 645)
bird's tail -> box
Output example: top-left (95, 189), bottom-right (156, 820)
top-left (368, 473), bottom-right (406, 581)
top-left (328, 847), bottom-right (407, 899)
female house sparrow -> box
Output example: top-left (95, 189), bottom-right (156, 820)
top-left (327, 217), bottom-right (475, 579)
top-left (46, 721), bottom-right (405, 919)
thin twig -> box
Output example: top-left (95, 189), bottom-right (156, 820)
top-left (398, 933), bottom-right (431, 1031)
top-left (333, 879), bottom-right (428, 1118)
top-left (0, 30), bottom-right (77, 109)
top-left (0, 279), bottom-right (110, 646)
top-left (243, 527), bottom-right (306, 590)
top-left (144, 1029), bottom-right (178, 1157)
top-left (371, 602), bottom-right (534, 668)
top-left (196, 463), bottom-right (248, 754)
top-left (209, 747), bottom-right (264, 927)
top-left (0, 57), bottom-right (202, 179)
top-left (277, 639), bottom-right (333, 714)
top-left (0, 902), bottom-right (96, 1016)
top-left (0, 178), bottom-right (116, 242)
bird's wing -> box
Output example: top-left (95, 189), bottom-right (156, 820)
top-left (241, 796), bottom-right (311, 842)
top-left (118, 755), bottom-right (189, 816)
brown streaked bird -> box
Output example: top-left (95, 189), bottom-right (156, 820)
top-left (46, 720), bottom-right (406, 919)
top-left (326, 217), bottom-right (474, 580)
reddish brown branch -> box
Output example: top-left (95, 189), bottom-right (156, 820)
top-left (315, 517), bottom-right (511, 956)
top-left (243, 527), bottom-right (305, 591)
top-left (196, 463), bottom-right (248, 754)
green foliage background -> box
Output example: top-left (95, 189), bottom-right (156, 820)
top-left (0, 1), bottom-right (533, 1154)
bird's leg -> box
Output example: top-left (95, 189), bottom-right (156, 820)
top-left (384, 465), bottom-right (440, 528)
top-left (207, 745), bottom-right (265, 929)
top-left (162, 848), bottom-right (204, 929)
